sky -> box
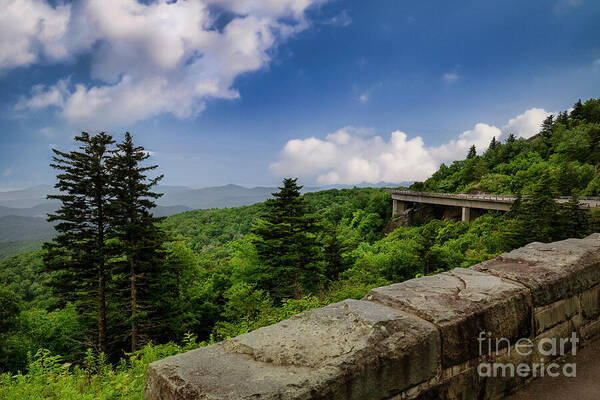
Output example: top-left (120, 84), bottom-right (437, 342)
top-left (1, 0), bottom-right (599, 189)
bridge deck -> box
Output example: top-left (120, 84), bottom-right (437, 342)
top-left (388, 189), bottom-right (600, 210)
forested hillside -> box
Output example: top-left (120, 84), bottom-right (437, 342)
top-left (413, 98), bottom-right (600, 196)
top-left (1, 98), bottom-right (599, 399)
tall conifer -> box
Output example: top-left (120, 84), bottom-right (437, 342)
top-left (251, 178), bottom-right (323, 300)
top-left (109, 133), bottom-right (167, 352)
top-left (43, 132), bottom-right (115, 354)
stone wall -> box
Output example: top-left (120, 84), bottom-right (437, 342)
top-left (145, 234), bottom-right (600, 400)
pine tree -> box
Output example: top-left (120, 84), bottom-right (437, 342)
top-left (571, 99), bottom-right (584, 121)
top-left (541, 114), bottom-right (554, 137)
top-left (489, 136), bottom-right (498, 151)
top-left (109, 133), bottom-right (167, 352)
top-left (322, 223), bottom-right (351, 282)
top-left (558, 191), bottom-right (590, 239)
top-left (251, 178), bottom-right (323, 300)
top-left (557, 163), bottom-right (578, 195)
top-left (467, 145), bottom-right (477, 159)
top-left (506, 133), bottom-right (516, 143)
top-left (516, 172), bottom-right (559, 243)
top-left (556, 111), bottom-right (569, 125)
top-left (43, 132), bottom-right (116, 354)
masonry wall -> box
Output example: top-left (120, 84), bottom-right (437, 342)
top-left (145, 234), bottom-right (600, 400)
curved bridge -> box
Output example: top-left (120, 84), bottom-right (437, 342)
top-left (388, 189), bottom-right (600, 222)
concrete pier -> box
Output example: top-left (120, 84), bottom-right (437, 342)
top-left (461, 206), bottom-right (470, 222)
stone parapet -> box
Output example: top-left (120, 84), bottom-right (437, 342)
top-left (145, 234), bottom-right (600, 400)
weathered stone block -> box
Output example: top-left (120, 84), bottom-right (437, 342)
top-left (474, 234), bottom-right (600, 306)
top-left (580, 285), bottom-right (600, 320)
top-left (533, 296), bottom-right (579, 335)
top-left (145, 299), bottom-right (440, 400)
top-left (364, 268), bottom-right (531, 368)
top-left (532, 319), bottom-right (578, 364)
top-left (580, 320), bottom-right (600, 341)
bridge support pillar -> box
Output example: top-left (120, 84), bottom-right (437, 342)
top-left (461, 207), bottom-right (471, 222)
top-left (393, 200), bottom-right (407, 216)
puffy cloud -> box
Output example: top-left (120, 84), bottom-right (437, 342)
top-left (271, 126), bottom-right (438, 184)
top-left (0, 0), bottom-right (70, 69)
top-left (271, 108), bottom-right (549, 184)
top-left (429, 123), bottom-right (501, 162)
top-left (502, 107), bottom-right (551, 139)
top-left (359, 93), bottom-right (368, 102)
top-left (15, 78), bottom-right (70, 110)
top-left (10, 0), bottom-right (327, 125)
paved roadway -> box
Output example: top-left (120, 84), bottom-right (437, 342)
top-left (507, 338), bottom-right (600, 400)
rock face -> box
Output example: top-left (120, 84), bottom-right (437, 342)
top-left (145, 234), bottom-right (600, 400)
top-left (146, 300), bottom-right (439, 400)
top-left (365, 268), bottom-right (531, 368)
top-left (473, 234), bottom-right (600, 306)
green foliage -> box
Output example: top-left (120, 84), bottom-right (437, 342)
top-left (251, 178), bottom-right (324, 300)
top-left (0, 339), bottom-right (201, 400)
top-left (109, 132), bottom-right (169, 352)
top-left (412, 98), bottom-right (600, 196)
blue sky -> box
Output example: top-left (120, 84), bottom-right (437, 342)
top-left (1, 0), bottom-right (599, 189)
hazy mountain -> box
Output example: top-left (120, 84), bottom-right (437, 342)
top-left (0, 201), bottom-right (60, 218)
top-left (0, 185), bottom-right (58, 208)
top-left (158, 184), bottom-right (276, 208)
top-left (0, 183), bottom-right (409, 248)
top-left (0, 216), bottom-right (55, 243)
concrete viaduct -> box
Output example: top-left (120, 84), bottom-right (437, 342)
top-left (388, 189), bottom-right (600, 222)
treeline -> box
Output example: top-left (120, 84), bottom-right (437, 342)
top-left (413, 98), bottom-right (600, 196)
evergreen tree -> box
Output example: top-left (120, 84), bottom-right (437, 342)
top-left (43, 132), bottom-right (116, 354)
top-left (467, 145), bottom-right (477, 159)
top-left (556, 163), bottom-right (577, 195)
top-left (251, 178), bottom-right (323, 300)
top-left (558, 191), bottom-right (590, 239)
top-left (489, 136), bottom-right (498, 151)
top-left (556, 111), bottom-right (569, 125)
top-left (506, 133), bottom-right (517, 143)
top-left (109, 133), bottom-right (167, 352)
top-left (322, 223), bottom-right (351, 282)
top-left (571, 99), bottom-right (584, 121)
top-left (514, 172), bottom-right (559, 244)
top-left (541, 114), bottom-right (554, 137)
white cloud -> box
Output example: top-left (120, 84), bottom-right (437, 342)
top-left (429, 123), bottom-right (501, 163)
top-left (271, 108), bottom-right (550, 184)
top-left (9, 0), bottom-right (328, 125)
top-left (0, 0), bottom-right (70, 70)
top-left (15, 78), bottom-right (70, 110)
top-left (443, 72), bottom-right (459, 83)
top-left (271, 126), bottom-right (439, 184)
top-left (359, 93), bottom-right (368, 103)
top-left (594, 59), bottom-right (600, 66)
top-left (502, 107), bottom-right (551, 139)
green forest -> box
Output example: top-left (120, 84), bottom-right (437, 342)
top-left (1, 98), bottom-right (600, 399)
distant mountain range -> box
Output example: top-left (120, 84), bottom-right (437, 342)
top-left (0, 182), bottom-right (409, 259)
